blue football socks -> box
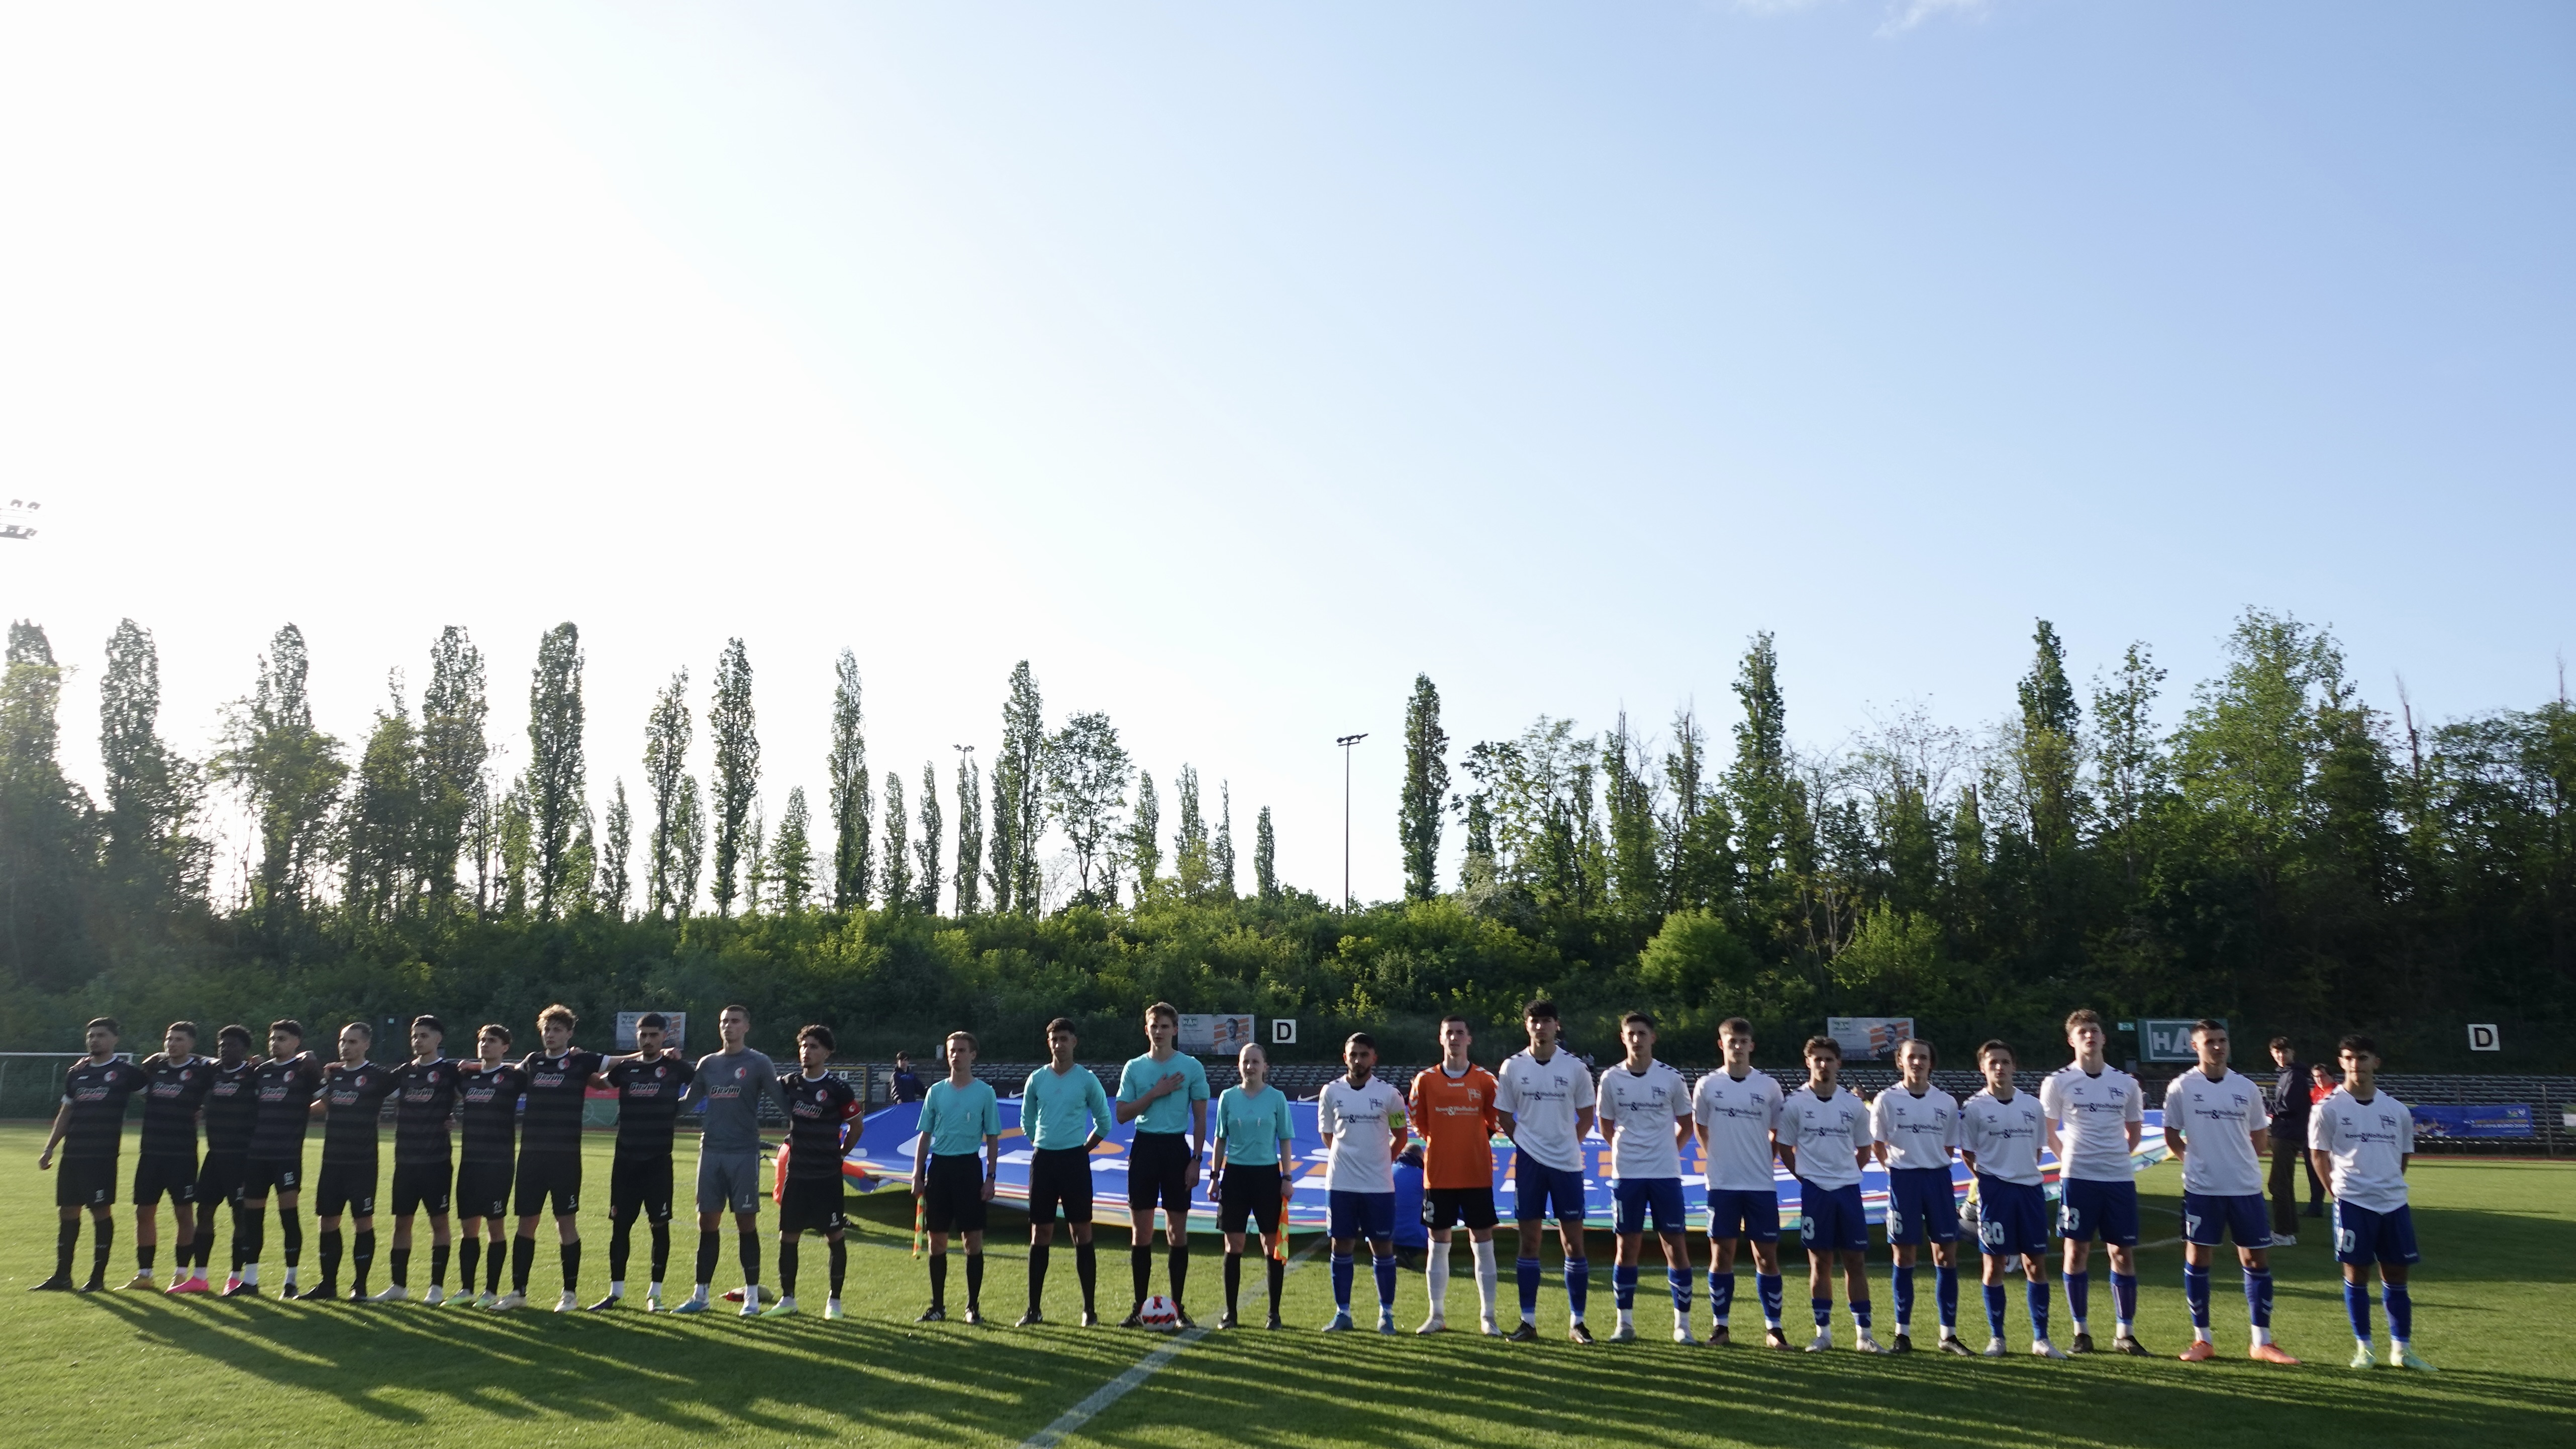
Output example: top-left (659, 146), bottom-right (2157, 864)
top-left (1710, 1271), bottom-right (1736, 1325)
top-left (2184, 1261), bottom-right (2212, 1329)
top-left (1613, 1265), bottom-right (1639, 1311)
top-left (1565, 1258), bottom-right (1589, 1319)
top-left (1331, 1251), bottom-right (1354, 1312)
top-left (1516, 1256), bottom-right (1541, 1320)
top-left (2384, 1283), bottom-right (2412, 1342)
top-left (1985, 1283), bottom-right (2008, 1339)
top-left (1892, 1265), bottom-right (1916, 1328)
top-left (2344, 1279), bottom-right (2372, 1342)
top-left (1756, 1272), bottom-right (1784, 1328)
top-left (2245, 1268), bottom-right (2273, 1330)
top-left (1935, 1265), bottom-right (1959, 1332)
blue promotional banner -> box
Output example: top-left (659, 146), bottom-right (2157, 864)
top-left (2409, 1103), bottom-right (2532, 1138)
top-left (839, 1091), bottom-right (2168, 1233)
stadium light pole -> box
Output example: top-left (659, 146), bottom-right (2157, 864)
top-left (1335, 733), bottom-right (1367, 910)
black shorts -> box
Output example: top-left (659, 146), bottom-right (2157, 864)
top-left (134, 1152), bottom-right (199, 1207)
top-left (455, 1161), bottom-right (514, 1219)
top-left (315, 1161), bottom-right (378, 1217)
top-left (923, 1153), bottom-right (988, 1234)
top-left (610, 1151), bottom-right (674, 1223)
top-left (390, 1161), bottom-right (453, 1217)
top-left (514, 1153), bottom-right (581, 1218)
top-left (195, 1152), bottom-right (248, 1209)
top-left (241, 1157), bottom-right (302, 1199)
top-left (1128, 1131), bottom-right (1196, 1220)
top-left (779, 1175), bottom-right (847, 1234)
top-left (1028, 1146), bottom-right (1095, 1225)
top-left (56, 1157), bottom-right (118, 1209)
top-left (1217, 1164), bottom-right (1284, 1235)
top-left (1423, 1186), bottom-right (1498, 1232)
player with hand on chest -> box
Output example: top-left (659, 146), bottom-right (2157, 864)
top-left (1778, 1035), bottom-right (1881, 1353)
top-left (1595, 1012), bottom-right (1696, 1344)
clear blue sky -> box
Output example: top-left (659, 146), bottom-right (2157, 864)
top-left (3, 2), bottom-right (2569, 903)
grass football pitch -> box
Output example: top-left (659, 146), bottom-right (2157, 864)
top-left (2, 1124), bottom-right (2570, 1447)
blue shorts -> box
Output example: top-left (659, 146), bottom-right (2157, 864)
top-left (1512, 1156), bottom-right (1587, 1227)
top-left (2057, 1176), bottom-right (2141, 1246)
top-left (1705, 1186), bottom-right (1781, 1243)
top-left (2181, 1190), bottom-right (2272, 1249)
top-left (1795, 1180), bottom-right (1868, 1253)
top-left (1886, 1167), bottom-right (1961, 1246)
top-left (1613, 1177), bottom-right (1686, 1236)
top-left (1328, 1189), bottom-right (1396, 1243)
top-left (2332, 1201), bottom-right (2419, 1267)
top-left (1974, 1176), bottom-right (2050, 1259)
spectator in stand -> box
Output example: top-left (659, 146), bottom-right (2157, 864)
top-left (2309, 1064), bottom-right (2336, 1107)
top-left (2303, 1065), bottom-right (2338, 1217)
top-left (2266, 1038), bottom-right (2314, 1244)
top-left (891, 1052), bottom-right (927, 1104)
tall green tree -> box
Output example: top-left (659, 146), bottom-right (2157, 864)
top-left (97, 618), bottom-right (203, 913)
top-left (215, 624), bottom-right (346, 938)
top-left (772, 786), bottom-right (814, 912)
top-left (497, 779), bottom-right (532, 918)
top-left (828, 649), bottom-right (871, 911)
top-left (2091, 642), bottom-right (2167, 895)
top-left (989, 661), bottom-right (1046, 914)
top-left (1254, 804), bottom-right (1277, 900)
top-left (0, 622), bottom-right (93, 988)
top-left (1602, 709), bottom-right (1662, 912)
top-left (1399, 673), bottom-right (1450, 900)
top-left (671, 774), bottom-right (705, 915)
top-left (643, 670), bottom-right (691, 918)
top-left (915, 761), bottom-right (943, 913)
top-left (880, 769), bottom-right (911, 910)
top-left (1173, 764), bottom-right (1210, 900)
top-left (1213, 782), bottom-right (1236, 900)
top-left (952, 748), bottom-right (983, 915)
top-left (344, 676), bottom-right (423, 924)
top-left (1046, 711), bottom-right (1130, 904)
top-left (1128, 769), bottom-right (1163, 900)
top-left (524, 622), bottom-right (586, 921)
top-left (419, 627), bottom-right (488, 908)
top-left (598, 778), bottom-right (633, 917)
top-left (706, 638), bottom-right (759, 917)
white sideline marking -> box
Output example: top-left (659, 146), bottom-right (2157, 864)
top-left (1019, 1239), bottom-right (1323, 1448)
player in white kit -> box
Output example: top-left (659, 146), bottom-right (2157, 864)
top-left (1869, 1038), bottom-right (1967, 1353)
top-left (1692, 1017), bottom-right (1789, 1348)
top-left (1957, 1040), bottom-right (2062, 1358)
top-left (2163, 1019), bottom-right (2300, 1365)
top-left (1777, 1035), bottom-right (1880, 1353)
top-left (2309, 1034), bottom-right (2433, 1371)
top-left (1317, 1032), bottom-right (1408, 1334)
top-left (1495, 999), bottom-right (1598, 1343)
top-left (2039, 1009), bottom-right (2150, 1355)
top-left (1595, 1012), bottom-right (1695, 1343)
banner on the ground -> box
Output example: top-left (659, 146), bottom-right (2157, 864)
top-left (1826, 1017), bottom-right (1915, 1060)
top-left (2409, 1103), bottom-right (2531, 1138)
top-left (837, 1090), bottom-right (2167, 1234)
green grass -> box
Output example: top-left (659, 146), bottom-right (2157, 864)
top-left (3, 1123), bottom-right (2570, 1446)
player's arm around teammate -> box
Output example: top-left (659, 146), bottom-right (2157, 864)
top-left (127, 1020), bottom-right (213, 1291)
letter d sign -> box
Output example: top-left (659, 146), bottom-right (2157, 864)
top-left (2467, 1024), bottom-right (2501, 1052)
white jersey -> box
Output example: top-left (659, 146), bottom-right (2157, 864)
top-left (1691, 1068), bottom-right (1786, 1192)
top-left (2038, 1064), bottom-right (2144, 1182)
top-left (2308, 1087), bottom-right (2413, 1214)
top-left (1869, 1085), bottom-right (1960, 1174)
top-left (1317, 1075), bottom-right (1406, 1194)
top-left (1958, 1088), bottom-right (2046, 1187)
top-left (2166, 1068), bottom-right (2270, 1198)
top-left (1495, 1047), bottom-right (1596, 1174)
top-left (1595, 1059), bottom-right (1691, 1180)
top-left (1778, 1085), bottom-right (1870, 1192)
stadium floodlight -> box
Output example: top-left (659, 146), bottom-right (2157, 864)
top-left (1335, 733), bottom-right (1367, 909)
top-left (0, 499), bottom-right (39, 541)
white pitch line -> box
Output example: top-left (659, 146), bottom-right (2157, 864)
top-left (1019, 1238), bottom-right (1324, 1449)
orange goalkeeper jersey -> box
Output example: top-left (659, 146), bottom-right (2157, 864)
top-left (1410, 1064), bottom-right (1500, 1190)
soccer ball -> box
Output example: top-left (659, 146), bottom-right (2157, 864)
top-left (1139, 1294), bottom-right (1181, 1330)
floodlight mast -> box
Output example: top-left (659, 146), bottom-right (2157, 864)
top-left (1335, 733), bottom-right (1367, 910)
top-left (0, 499), bottom-right (39, 541)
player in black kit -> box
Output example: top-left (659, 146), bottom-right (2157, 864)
top-left (585, 1012), bottom-right (693, 1311)
top-left (34, 1018), bottom-right (149, 1293)
top-left (376, 1015), bottom-right (463, 1303)
top-left (452, 1024), bottom-right (526, 1308)
top-left (127, 1021), bottom-right (217, 1291)
top-left (234, 1020), bottom-right (326, 1298)
top-left (494, 1004), bottom-right (607, 1311)
top-left (185, 1025), bottom-right (260, 1294)
top-left (766, 1025), bottom-right (859, 1319)
top-left (306, 1022), bottom-right (401, 1301)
